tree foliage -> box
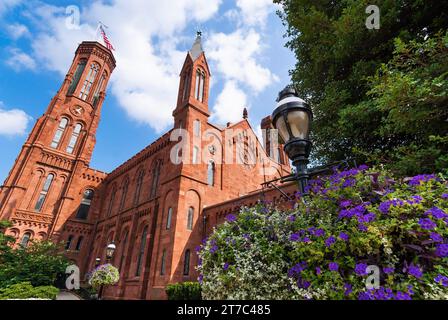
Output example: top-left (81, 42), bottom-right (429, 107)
top-left (275, 0), bottom-right (448, 175)
top-left (0, 222), bottom-right (69, 288)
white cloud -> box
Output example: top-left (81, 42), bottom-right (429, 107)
top-left (6, 23), bottom-right (30, 39)
top-left (236, 0), bottom-right (277, 27)
top-left (0, 0), bottom-right (22, 16)
top-left (24, 0), bottom-right (222, 133)
top-left (206, 29), bottom-right (278, 93)
top-left (0, 102), bottom-right (32, 136)
top-left (211, 80), bottom-right (248, 124)
top-left (6, 47), bottom-right (36, 71)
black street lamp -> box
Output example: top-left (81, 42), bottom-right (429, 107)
top-left (271, 85), bottom-right (313, 195)
top-left (105, 242), bottom-right (116, 262)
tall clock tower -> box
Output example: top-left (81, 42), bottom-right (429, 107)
top-left (0, 41), bottom-right (115, 244)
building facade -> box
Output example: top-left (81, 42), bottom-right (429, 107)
top-left (0, 36), bottom-right (292, 299)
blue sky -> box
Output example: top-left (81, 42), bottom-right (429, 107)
top-left (0, 0), bottom-right (295, 183)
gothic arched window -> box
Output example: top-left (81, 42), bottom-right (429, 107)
top-left (68, 59), bottom-right (87, 95)
top-left (135, 226), bottom-right (148, 276)
top-left (35, 173), bottom-right (54, 212)
top-left (20, 232), bottom-right (31, 248)
top-left (193, 119), bottom-right (201, 137)
top-left (182, 68), bottom-right (191, 101)
top-left (119, 178), bottom-right (129, 212)
top-left (75, 189), bottom-right (94, 220)
top-left (66, 123), bottom-right (82, 154)
top-left (65, 235), bottom-right (74, 250)
top-left (187, 207), bottom-right (194, 230)
top-left (92, 71), bottom-right (107, 107)
top-left (134, 171), bottom-right (144, 206)
top-left (192, 146), bottom-right (199, 164)
top-left (150, 161), bottom-right (161, 199)
top-left (207, 161), bottom-right (215, 186)
top-left (51, 117), bottom-right (69, 149)
top-left (119, 230), bottom-right (129, 272)
top-left (79, 62), bottom-right (100, 100)
top-left (166, 207), bottom-right (173, 230)
top-left (75, 236), bottom-right (83, 251)
top-left (183, 249), bottom-right (190, 275)
top-left (160, 249), bottom-right (167, 275)
top-left (195, 69), bottom-right (205, 102)
top-left (107, 185), bottom-right (116, 217)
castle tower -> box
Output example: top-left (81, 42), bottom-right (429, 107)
top-left (0, 41), bottom-right (115, 244)
top-left (173, 32), bottom-right (211, 130)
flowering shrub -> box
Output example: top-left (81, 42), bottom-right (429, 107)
top-left (197, 166), bottom-right (448, 299)
top-left (88, 264), bottom-right (119, 290)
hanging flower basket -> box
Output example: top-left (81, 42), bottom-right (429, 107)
top-left (88, 264), bottom-right (120, 290)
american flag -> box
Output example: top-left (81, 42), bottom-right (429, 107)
top-left (99, 25), bottom-right (115, 51)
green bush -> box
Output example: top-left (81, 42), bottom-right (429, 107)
top-left (166, 282), bottom-right (201, 300)
top-left (0, 235), bottom-right (69, 288)
top-left (0, 282), bottom-right (59, 300)
top-left (198, 166), bottom-right (448, 300)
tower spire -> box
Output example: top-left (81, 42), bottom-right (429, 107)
top-left (189, 31), bottom-right (204, 61)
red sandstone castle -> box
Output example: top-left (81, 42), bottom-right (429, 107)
top-left (0, 35), bottom-right (295, 299)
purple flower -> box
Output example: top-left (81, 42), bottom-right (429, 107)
top-left (313, 228), bottom-right (325, 237)
top-left (325, 236), bottom-right (336, 247)
top-left (210, 245), bottom-right (218, 254)
top-left (378, 201), bottom-right (392, 214)
top-left (383, 267), bottom-right (394, 274)
top-left (442, 193), bottom-right (448, 200)
top-left (408, 264), bottom-right (423, 279)
top-left (339, 200), bottom-right (352, 208)
top-left (358, 223), bottom-right (368, 232)
top-left (288, 262), bottom-right (307, 277)
top-left (435, 243), bottom-right (448, 257)
top-left (315, 267), bottom-right (321, 275)
top-left (339, 232), bottom-right (349, 241)
top-left (302, 237), bottom-right (311, 243)
top-left (225, 214), bottom-right (237, 222)
top-left (408, 174), bottom-right (437, 186)
top-left (407, 195), bottom-right (423, 205)
top-left (342, 178), bottom-right (356, 188)
top-left (395, 291), bottom-right (411, 300)
top-left (195, 245), bottom-right (201, 253)
top-left (290, 233), bottom-right (300, 242)
top-left (358, 212), bottom-right (376, 224)
top-left (329, 262), bottom-right (339, 272)
top-left (378, 199), bottom-right (403, 214)
top-left (288, 215), bottom-right (296, 222)
top-left (344, 283), bottom-right (353, 296)
top-left (430, 232), bottom-right (443, 243)
top-left (419, 218), bottom-right (437, 230)
top-left (426, 207), bottom-right (448, 219)
top-left (434, 274), bottom-right (448, 287)
top-left (355, 263), bottom-right (368, 276)
top-left (223, 262), bottom-right (230, 271)
top-left (359, 164), bottom-right (369, 171)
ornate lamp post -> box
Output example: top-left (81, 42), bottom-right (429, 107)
top-left (271, 85), bottom-right (313, 195)
top-left (105, 242), bottom-right (116, 263)
top-left (98, 241), bottom-right (116, 300)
